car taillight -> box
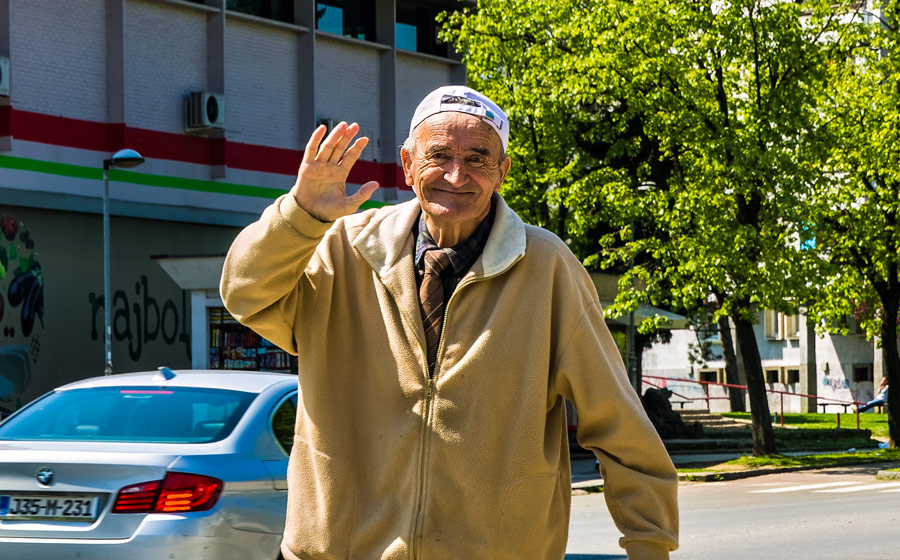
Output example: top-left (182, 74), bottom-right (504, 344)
top-left (112, 472), bottom-right (223, 514)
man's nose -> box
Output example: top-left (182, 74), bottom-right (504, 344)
top-left (443, 157), bottom-right (468, 187)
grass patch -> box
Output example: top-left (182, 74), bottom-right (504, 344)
top-left (701, 426), bottom-right (879, 451)
top-left (722, 412), bottom-right (890, 439)
top-left (727, 448), bottom-right (900, 469)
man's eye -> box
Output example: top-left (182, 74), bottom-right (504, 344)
top-left (467, 156), bottom-right (487, 168)
top-left (429, 153), bottom-right (450, 163)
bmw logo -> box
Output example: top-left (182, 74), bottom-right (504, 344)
top-left (36, 468), bottom-right (54, 486)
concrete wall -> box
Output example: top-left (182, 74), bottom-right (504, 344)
top-left (3, 0), bottom-right (462, 225)
top-left (314, 36), bottom-right (383, 161)
top-left (0, 203), bottom-right (239, 417)
top-left (10, 0), bottom-right (108, 120)
top-left (125, 0), bottom-right (209, 133)
top-left (225, 18), bottom-right (301, 150)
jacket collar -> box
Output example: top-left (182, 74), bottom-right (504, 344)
top-left (352, 193), bottom-right (527, 282)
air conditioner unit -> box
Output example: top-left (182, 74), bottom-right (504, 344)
top-left (0, 56), bottom-right (9, 97)
top-left (186, 92), bottom-right (224, 130)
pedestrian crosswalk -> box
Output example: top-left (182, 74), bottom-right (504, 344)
top-left (816, 482), bottom-right (900, 493)
top-left (750, 481), bottom-right (900, 494)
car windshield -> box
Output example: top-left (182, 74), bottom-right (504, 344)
top-left (0, 386), bottom-right (256, 443)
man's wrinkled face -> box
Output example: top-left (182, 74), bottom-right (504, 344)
top-left (401, 112), bottom-right (510, 237)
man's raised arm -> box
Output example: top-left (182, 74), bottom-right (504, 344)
top-left (219, 122), bottom-right (379, 352)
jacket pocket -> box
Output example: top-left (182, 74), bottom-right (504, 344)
top-left (283, 436), bottom-right (356, 558)
top-left (494, 473), bottom-right (566, 559)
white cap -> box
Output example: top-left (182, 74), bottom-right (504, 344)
top-left (409, 85), bottom-right (509, 151)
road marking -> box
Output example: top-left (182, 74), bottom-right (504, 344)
top-left (750, 482), bottom-right (857, 493)
top-left (815, 482), bottom-right (900, 493)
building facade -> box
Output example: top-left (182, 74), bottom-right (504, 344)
top-left (641, 310), bottom-right (881, 414)
top-left (0, 0), bottom-right (466, 414)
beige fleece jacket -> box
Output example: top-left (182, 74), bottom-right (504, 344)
top-left (220, 193), bottom-right (678, 560)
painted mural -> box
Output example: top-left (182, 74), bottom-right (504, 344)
top-left (0, 213), bottom-right (43, 418)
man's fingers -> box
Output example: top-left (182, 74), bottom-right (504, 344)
top-left (339, 136), bottom-right (369, 170)
top-left (316, 121), bottom-right (348, 162)
top-left (328, 123), bottom-right (360, 164)
top-left (302, 125), bottom-right (327, 164)
top-left (348, 181), bottom-right (380, 210)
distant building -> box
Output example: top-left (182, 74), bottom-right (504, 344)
top-left (641, 310), bottom-right (881, 414)
top-left (0, 0), bottom-right (467, 413)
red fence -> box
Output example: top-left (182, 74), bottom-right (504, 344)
top-left (642, 374), bottom-right (865, 430)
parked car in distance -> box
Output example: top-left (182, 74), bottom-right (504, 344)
top-left (0, 368), bottom-right (297, 559)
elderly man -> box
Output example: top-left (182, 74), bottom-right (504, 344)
top-left (220, 86), bottom-right (678, 559)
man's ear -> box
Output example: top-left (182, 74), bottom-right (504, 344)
top-left (494, 155), bottom-right (511, 192)
top-left (400, 148), bottom-right (415, 187)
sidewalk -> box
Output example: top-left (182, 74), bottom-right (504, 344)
top-left (571, 451), bottom-right (746, 492)
top-left (570, 449), bottom-right (876, 491)
top-left (571, 455), bottom-right (603, 492)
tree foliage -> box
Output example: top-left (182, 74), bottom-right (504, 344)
top-left (444, 0), bottom-right (856, 455)
top-left (810, 1), bottom-right (900, 446)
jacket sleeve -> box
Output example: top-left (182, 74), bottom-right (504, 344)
top-left (552, 301), bottom-right (679, 559)
top-left (219, 193), bottom-right (333, 354)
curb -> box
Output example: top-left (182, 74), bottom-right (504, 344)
top-left (678, 464), bottom-right (821, 482)
top-left (680, 459), bottom-right (900, 482)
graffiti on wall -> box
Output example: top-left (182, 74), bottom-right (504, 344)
top-left (0, 214), bottom-right (43, 417)
top-left (823, 375), bottom-right (850, 391)
top-left (88, 274), bottom-right (191, 362)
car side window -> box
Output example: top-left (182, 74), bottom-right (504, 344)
top-left (271, 393), bottom-right (297, 456)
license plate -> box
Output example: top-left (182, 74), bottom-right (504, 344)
top-left (0, 494), bottom-right (99, 521)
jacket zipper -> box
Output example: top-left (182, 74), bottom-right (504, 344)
top-left (409, 255), bottom-right (524, 558)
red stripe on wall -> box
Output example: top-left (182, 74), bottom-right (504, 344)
top-left (10, 108), bottom-right (411, 189)
top-left (225, 140), bottom-right (300, 175)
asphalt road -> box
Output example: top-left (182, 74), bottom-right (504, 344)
top-left (565, 463), bottom-right (900, 560)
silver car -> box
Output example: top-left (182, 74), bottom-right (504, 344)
top-left (0, 368), bottom-right (297, 559)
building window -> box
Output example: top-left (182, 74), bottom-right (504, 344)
top-left (853, 364), bottom-right (873, 383)
top-left (396, 1), bottom-right (451, 56)
top-left (208, 308), bottom-right (297, 373)
top-left (317, 1), bottom-right (376, 42)
top-left (698, 369), bottom-right (718, 384)
top-left (784, 368), bottom-right (800, 385)
top-left (764, 310), bottom-right (781, 340)
top-left (764, 368), bottom-right (781, 384)
top-left (227, 0), bottom-right (295, 23)
top-left (698, 368), bottom-right (725, 385)
top-left (396, 21), bottom-right (417, 51)
top-left (784, 314), bottom-right (800, 339)
top-left (764, 310), bottom-right (800, 340)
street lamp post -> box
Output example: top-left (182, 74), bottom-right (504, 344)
top-left (102, 149), bottom-right (144, 375)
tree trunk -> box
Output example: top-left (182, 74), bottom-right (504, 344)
top-left (733, 315), bottom-right (777, 455)
top-left (880, 302), bottom-right (900, 448)
top-left (718, 316), bottom-right (745, 412)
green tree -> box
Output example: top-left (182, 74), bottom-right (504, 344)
top-left (444, 0), bottom-right (851, 455)
top-left (811, 1), bottom-right (900, 447)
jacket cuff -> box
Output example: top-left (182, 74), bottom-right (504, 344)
top-left (277, 193), bottom-right (333, 238)
top-left (624, 540), bottom-right (670, 560)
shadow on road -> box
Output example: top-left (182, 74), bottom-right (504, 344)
top-left (565, 555), bottom-right (627, 560)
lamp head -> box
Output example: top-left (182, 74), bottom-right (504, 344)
top-left (106, 148), bottom-right (145, 169)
